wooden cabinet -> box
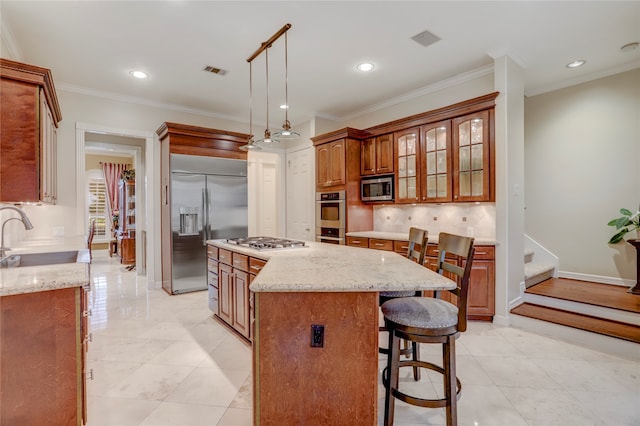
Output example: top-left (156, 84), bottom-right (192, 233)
top-left (346, 236), bottom-right (369, 248)
top-left (116, 179), bottom-right (135, 264)
top-left (425, 244), bottom-right (495, 320)
top-left (361, 133), bottom-right (393, 176)
top-left (464, 245), bottom-right (495, 320)
top-left (394, 127), bottom-right (421, 203)
top-left (452, 110), bottom-right (492, 202)
top-left (346, 236), bottom-right (495, 321)
top-left (316, 139), bottom-right (346, 187)
top-left (420, 119), bottom-right (452, 202)
top-left (215, 247), bottom-right (263, 341)
top-left (1, 285), bottom-right (89, 425)
top-left (0, 59), bottom-right (61, 204)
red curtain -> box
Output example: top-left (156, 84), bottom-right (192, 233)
top-left (102, 162), bottom-right (129, 221)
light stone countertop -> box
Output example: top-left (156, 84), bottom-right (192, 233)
top-left (208, 240), bottom-right (456, 293)
top-left (0, 236), bottom-right (90, 297)
top-left (345, 231), bottom-right (497, 246)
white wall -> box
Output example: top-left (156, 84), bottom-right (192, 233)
top-left (525, 69), bottom-right (640, 281)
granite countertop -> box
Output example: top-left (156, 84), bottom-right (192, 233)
top-left (0, 236), bottom-right (90, 297)
top-left (345, 230), bottom-right (497, 246)
top-left (208, 240), bottom-right (455, 293)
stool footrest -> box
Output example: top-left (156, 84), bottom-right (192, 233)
top-left (383, 360), bottom-right (462, 409)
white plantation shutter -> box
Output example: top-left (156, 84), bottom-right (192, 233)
top-left (87, 174), bottom-right (108, 239)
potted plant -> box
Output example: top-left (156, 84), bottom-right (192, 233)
top-left (607, 206), bottom-right (640, 244)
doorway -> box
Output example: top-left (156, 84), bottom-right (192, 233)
top-left (76, 123), bottom-right (153, 276)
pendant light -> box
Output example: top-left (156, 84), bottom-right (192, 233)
top-left (241, 24), bottom-right (293, 150)
top-left (239, 61), bottom-right (262, 151)
top-left (273, 31), bottom-right (299, 139)
top-left (254, 47), bottom-right (279, 144)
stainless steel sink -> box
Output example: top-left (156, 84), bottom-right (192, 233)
top-left (0, 250), bottom-right (89, 268)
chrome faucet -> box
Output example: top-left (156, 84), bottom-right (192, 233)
top-left (0, 205), bottom-right (34, 259)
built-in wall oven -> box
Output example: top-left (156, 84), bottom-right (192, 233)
top-left (315, 190), bottom-right (345, 244)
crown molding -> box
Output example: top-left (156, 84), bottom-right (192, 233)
top-left (56, 82), bottom-right (247, 125)
top-left (342, 64), bottom-right (494, 122)
top-left (526, 60), bottom-right (640, 97)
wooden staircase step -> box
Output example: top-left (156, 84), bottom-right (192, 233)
top-left (511, 302), bottom-right (640, 344)
top-left (526, 278), bottom-right (640, 314)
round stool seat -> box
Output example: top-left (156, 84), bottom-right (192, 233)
top-left (380, 290), bottom-right (418, 298)
top-left (382, 297), bottom-right (458, 330)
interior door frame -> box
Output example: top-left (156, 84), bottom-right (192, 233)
top-left (75, 122), bottom-right (154, 277)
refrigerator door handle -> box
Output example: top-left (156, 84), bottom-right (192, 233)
top-left (202, 188), bottom-right (207, 243)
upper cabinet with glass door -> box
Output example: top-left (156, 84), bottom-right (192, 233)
top-left (394, 128), bottom-right (420, 203)
top-left (452, 110), bottom-right (491, 202)
top-left (420, 120), bottom-right (452, 203)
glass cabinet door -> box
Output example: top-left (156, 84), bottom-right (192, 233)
top-left (421, 120), bottom-right (452, 202)
top-left (394, 128), bottom-right (419, 203)
top-left (452, 110), bottom-right (490, 202)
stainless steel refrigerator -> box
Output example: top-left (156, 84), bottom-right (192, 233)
top-left (169, 154), bottom-right (248, 294)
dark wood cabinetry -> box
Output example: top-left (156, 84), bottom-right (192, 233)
top-left (1, 285), bottom-right (90, 425)
top-left (316, 93), bottom-right (498, 207)
top-left (211, 244), bottom-right (263, 341)
top-left (361, 133), bottom-right (393, 176)
top-left (116, 179), bottom-right (135, 265)
top-left (316, 140), bottom-right (346, 187)
top-left (312, 128), bottom-right (373, 233)
top-left (0, 59), bottom-right (61, 204)
top-left (346, 236), bottom-right (495, 321)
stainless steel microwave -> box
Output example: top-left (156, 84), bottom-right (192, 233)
top-left (361, 176), bottom-right (394, 202)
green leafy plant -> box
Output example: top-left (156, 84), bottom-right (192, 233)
top-left (607, 206), bottom-right (640, 244)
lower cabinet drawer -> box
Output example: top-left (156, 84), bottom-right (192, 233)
top-left (369, 239), bottom-right (394, 251)
top-left (346, 236), bottom-right (369, 247)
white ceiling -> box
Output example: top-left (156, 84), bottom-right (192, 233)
top-left (2, 1), bottom-right (639, 130)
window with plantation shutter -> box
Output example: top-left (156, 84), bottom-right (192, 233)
top-left (87, 172), bottom-right (108, 240)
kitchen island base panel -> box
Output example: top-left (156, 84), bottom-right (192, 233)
top-left (0, 287), bottom-right (82, 425)
top-left (254, 291), bottom-right (378, 425)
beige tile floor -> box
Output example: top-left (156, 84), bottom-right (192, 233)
top-left (86, 250), bottom-right (640, 426)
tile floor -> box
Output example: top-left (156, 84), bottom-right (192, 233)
top-left (86, 250), bottom-right (640, 426)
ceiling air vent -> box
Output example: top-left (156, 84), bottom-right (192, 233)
top-left (411, 30), bottom-right (441, 48)
top-left (203, 65), bottom-right (228, 76)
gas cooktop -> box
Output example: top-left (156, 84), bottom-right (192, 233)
top-left (226, 236), bottom-right (306, 250)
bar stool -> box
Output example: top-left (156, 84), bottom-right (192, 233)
top-left (378, 227), bottom-right (428, 380)
top-left (382, 232), bottom-right (475, 426)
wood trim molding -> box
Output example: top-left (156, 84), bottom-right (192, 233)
top-left (312, 92), bottom-right (500, 143)
top-left (311, 127), bottom-right (371, 145)
top-left (156, 122), bottom-right (250, 159)
top-left (0, 58), bottom-right (62, 125)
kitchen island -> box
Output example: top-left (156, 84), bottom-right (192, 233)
top-left (208, 239), bottom-right (455, 426)
top-left (0, 239), bottom-right (91, 425)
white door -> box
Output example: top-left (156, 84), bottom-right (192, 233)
top-left (286, 148), bottom-right (314, 241)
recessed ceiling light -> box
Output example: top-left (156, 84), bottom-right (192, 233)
top-left (566, 60), bottom-right (586, 69)
top-left (620, 42), bottom-right (639, 53)
top-left (356, 63), bottom-right (375, 72)
top-left (129, 70), bottom-right (149, 79)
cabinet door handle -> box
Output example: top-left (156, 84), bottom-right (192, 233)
top-left (374, 243), bottom-right (384, 247)
top-left (250, 265), bottom-right (262, 271)
top-left (476, 251), bottom-right (486, 255)
top-left (86, 369), bottom-right (94, 381)
top-left (352, 240), bottom-right (360, 243)
top-left (83, 309), bottom-right (92, 317)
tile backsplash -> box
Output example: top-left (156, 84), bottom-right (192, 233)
top-left (373, 203), bottom-right (495, 239)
